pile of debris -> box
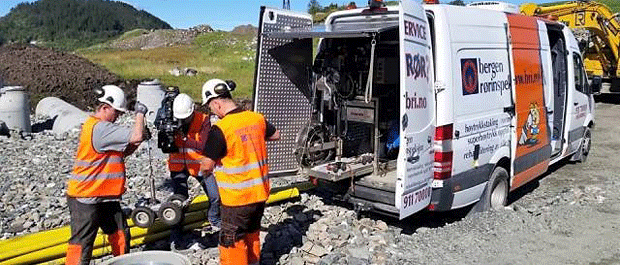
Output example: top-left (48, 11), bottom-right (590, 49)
top-left (0, 44), bottom-right (129, 111)
top-left (109, 25), bottom-right (215, 51)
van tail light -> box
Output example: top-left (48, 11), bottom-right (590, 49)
top-left (433, 124), bottom-right (453, 180)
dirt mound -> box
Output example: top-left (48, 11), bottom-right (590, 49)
top-left (0, 43), bottom-right (135, 111)
top-left (108, 25), bottom-right (214, 50)
top-left (232, 24), bottom-right (257, 36)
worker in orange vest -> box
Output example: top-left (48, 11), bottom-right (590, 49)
top-left (66, 85), bottom-right (148, 265)
top-left (199, 79), bottom-right (280, 265)
top-left (168, 93), bottom-right (220, 248)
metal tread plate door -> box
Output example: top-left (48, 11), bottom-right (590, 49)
top-left (254, 7), bottom-right (313, 174)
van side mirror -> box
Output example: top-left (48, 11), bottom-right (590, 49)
top-left (590, 76), bottom-right (602, 94)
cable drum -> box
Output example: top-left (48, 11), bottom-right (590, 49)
top-left (294, 123), bottom-right (334, 168)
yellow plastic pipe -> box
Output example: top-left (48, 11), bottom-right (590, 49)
top-left (0, 182), bottom-right (313, 264)
top-left (41, 221), bottom-right (209, 265)
top-left (1, 211), bottom-right (208, 265)
top-left (0, 197), bottom-right (209, 261)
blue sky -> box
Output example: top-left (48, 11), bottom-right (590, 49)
top-left (0, 0), bottom-right (550, 31)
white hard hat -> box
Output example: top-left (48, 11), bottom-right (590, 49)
top-left (96, 85), bottom-right (127, 112)
top-left (173, 93), bottom-right (195, 119)
top-left (202, 79), bottom-right (234, 105)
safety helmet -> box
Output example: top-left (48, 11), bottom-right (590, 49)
top-left (201, 79), bottom-right (235, 105)
top-left (173, 93), bottom-right (195, 119)
top-left (94, 85), bottom-right (127, 112)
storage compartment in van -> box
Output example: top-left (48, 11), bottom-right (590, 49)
top-left (295, 29), bottom-right (401, 188)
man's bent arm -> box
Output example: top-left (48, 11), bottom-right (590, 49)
top-left (267, 129), bottom-right (280, 141)
top-left (129, 113), bottom-right (145, 144)
top-left (199, 157), bottom-right (217, 176)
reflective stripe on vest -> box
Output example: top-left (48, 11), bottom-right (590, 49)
top-left (67, 116), bottom-right (126, 197)
top-left (214, 110), bottom-right (270, 206)
top-left (168, 112), bottom-right (209, 176)
top-left (214, 159), bottom-right (267, 175)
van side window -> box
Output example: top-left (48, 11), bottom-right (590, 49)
top-left (573, 53), bottom-right (588, 94)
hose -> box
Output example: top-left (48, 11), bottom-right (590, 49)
top-left (0, 182), bottom-right (314, 264)
top-left (0, 196), bottom-right (209, 262)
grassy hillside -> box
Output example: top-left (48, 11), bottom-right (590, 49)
top-left (0, 0), bottom-right (171, 50)
top-left (78, 31), bottom-right (256, 100)
top-left (600, 0), bottom-right (620, 12)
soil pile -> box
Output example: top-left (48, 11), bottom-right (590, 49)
top-left (0, 43), bottom-right (131, 111)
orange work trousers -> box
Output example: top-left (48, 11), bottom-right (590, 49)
top-left (219, 230), bottom-right (261, 265)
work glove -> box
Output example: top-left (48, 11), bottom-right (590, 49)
top-left (134, 102), bottom-right (148, 115)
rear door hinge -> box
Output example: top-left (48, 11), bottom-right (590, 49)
top-left (434, 81), bottom-right (447, 94)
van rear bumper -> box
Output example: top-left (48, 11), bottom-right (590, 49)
top-left (429, 163), bottom-right (494, 211)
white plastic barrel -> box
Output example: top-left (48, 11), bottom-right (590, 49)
top-left (35, 97), bottom-right (89, 135)
top-left (137, 79), bottom-right (165, 123)
top-left (0, 86), bottom-right (31, 132)
top-left (101, 251), bottom-right (191, 265)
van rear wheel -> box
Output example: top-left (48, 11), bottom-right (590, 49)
top-left (488, 167), bottom-right (509, 210)
top-left (468, 166), bottom-right (509, 216)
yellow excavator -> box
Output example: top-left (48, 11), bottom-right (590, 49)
top-left (521, 1), bottom-right (620, 92)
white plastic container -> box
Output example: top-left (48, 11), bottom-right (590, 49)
top-left (0, 86), bottom-right (31, 132)
top-left (101, 251), bottom-right (191, 265)
top-left (137, 79), bottom-right (165, 123)
top-left (35, 97), bottom-right (88, 135)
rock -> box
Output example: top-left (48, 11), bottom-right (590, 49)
top-left (347, 247), bottom-right (371, 260)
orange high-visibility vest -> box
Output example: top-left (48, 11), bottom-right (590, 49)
top-left (67, 116), bottom-right (126, 197)
top-left (168, 112), bottom-right (210, 176)
top-left (214, 110), bottom-right (270, 206)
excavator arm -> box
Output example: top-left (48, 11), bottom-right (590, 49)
top-left (521, 1), bottom-right (620, 78)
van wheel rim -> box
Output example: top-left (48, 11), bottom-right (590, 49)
top-left (490, 179), bottom-right (507, 209)
top-left (582, 131), bottom-right (591, 156)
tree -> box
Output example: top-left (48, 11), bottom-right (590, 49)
top-left (308, 0), bottom-right (322, 15)
top-left (448, 0), bottom-right (465, 6)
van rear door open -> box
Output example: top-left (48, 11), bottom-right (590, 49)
top-left (395, 0), bottom-right (435, 219)
top-left (253, 7), bottom-right (313, 175)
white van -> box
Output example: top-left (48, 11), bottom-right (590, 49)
top-left (252, 0), bottom-right (596, 219)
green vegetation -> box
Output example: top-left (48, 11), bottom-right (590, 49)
top-left (78, 31), bottom-right (257, 100)
top-left (600, 0), bottom-right (620, 12)
top-left (0, 0), bottom-right (171, 50)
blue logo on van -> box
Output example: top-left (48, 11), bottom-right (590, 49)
top-left (461, 58), bottom-right (478, 95)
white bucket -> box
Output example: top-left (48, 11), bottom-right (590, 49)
top-left (101, 251), bottom-right (191, 265)
top-left (137, 80), bottom-right (165, 123)
top-left (0, 86), bottom-right (31, 132)
top-left (35, 97), bottom-right (89, 135)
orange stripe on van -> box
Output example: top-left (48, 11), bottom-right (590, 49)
top-left (511, 159), bottom-right (549, 191)
top-left (508, 14), bottom-right (550, 181)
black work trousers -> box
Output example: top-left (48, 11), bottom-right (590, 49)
top-left (66, 197), bottom-right (130, 265)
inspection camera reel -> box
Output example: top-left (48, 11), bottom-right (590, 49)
top-left (295, 123), bottom-right (335, 168)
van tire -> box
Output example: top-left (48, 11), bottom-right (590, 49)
top-left (468, 166), bottom-right (509, 215)
top-left (487, 167), bottom-right (509, 210)
top-left (577, 127), bottom-right (591, 163)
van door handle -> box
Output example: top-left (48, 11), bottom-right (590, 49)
top-left (503, 106), bottom-right (515, 115)
top-left (574, 102), bottom-right (579, 106)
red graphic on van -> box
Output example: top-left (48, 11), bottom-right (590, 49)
top-left (461, 58), bottom-right (479, 95)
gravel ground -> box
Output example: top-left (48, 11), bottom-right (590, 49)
top-left (1, 98), bottom-right (619, 265)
